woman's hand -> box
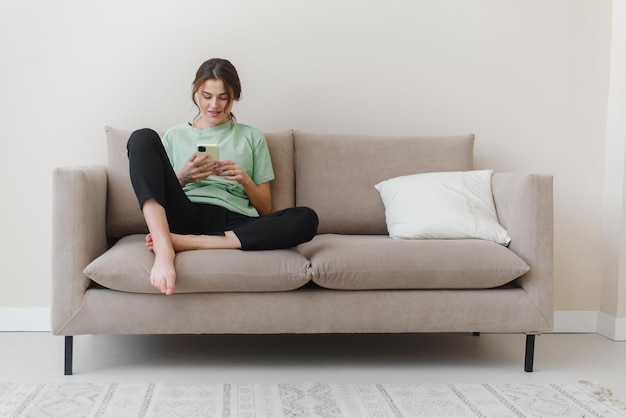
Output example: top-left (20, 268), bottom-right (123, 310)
top-left (218, 160), bottom-right (272, 215)
top-left (217, 160), bottom-right (250, 184)
top-left (176, 153), bottom-right (220, 187)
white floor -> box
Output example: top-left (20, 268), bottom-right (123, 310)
top-left (1, 332), bottom-right (625, 401)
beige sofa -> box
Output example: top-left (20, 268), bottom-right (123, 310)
top-left (52, 128), bottom-right (553, 375)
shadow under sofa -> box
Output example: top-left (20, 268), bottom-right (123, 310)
top-left (51, 129), bottom-right (553, 375)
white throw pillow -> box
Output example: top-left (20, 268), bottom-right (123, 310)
top-left (374, 170), bottom-right (511, 245)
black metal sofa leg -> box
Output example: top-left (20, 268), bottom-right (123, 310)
top-left (61, 333), bottom-right (537, 374)
top-left (524, 334), bottom-right (536, 372)
top-left (65, 336), bottom-right (73, 376)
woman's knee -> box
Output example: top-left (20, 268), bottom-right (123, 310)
top-left (296, 206), bottom-right (319, 238)
top-left (127, 128), bottom-right (161, 155)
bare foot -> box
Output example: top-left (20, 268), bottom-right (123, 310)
top-left (169, 233), bottom-right (198, 252)
top-left (140, 200), bottom-right (177, 295)
top-left (169, 232), bottom-right (241, 251)
top-left (144, 231), bottom-right (240, 295)
top-left (147, 232), bottom-right (241, 252)
top-left (146, 233), bottom-right (189, 252)
top-left (150, 248), bottom-right (176, 295)
top-left (146, 233), bottom-right (155, 252)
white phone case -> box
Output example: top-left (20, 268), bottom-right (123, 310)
top-left (196, 144), bottom-right (219, 161)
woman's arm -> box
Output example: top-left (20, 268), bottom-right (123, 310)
top-left (242, 181), bottom-right (272, 216)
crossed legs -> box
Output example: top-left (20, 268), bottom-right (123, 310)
top-left (128, 128), bottom-right (318, 296)
top-left (142, 198), bottom-right (241, 295)
top-left (127, 129), bottom-right (243, 295)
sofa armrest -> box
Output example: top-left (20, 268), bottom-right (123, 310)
top-left (491, 173), bottom-right (554, 330)
top-left (51, 166), bottom-right (109, 335)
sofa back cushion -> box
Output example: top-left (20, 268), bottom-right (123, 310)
top-left (293, 132), bottom-right (475, 235)
top-left (105, 127), bottom-right (296, 238)
top-left (106, 127), bottom-right (150, 237)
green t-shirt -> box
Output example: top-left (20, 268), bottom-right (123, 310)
top-left (162, 122), bottom-right (275, 217)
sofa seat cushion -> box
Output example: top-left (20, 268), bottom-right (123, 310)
top-left (84, 235), bottom-right (312, 293)
top-left (297, 234), bottom-right (530, 290)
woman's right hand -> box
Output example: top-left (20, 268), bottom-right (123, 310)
top-left (176, 153), bottom-right (220, 187)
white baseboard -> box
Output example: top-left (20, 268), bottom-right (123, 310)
top-left (553, 310), bottom-right (626, 341)
top-left (597, 311), bottom-right (626, 341)
top-left (1, 308), bottom-right (625, 340)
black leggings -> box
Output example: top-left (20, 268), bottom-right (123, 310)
top-left (127, 128), bottom-right (318, 250)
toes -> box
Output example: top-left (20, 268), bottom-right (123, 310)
top-left (151, 279), bottom-right (166, 293)
top-left (145, 235), bottom-right (155, 252)
top-left (151, 276), bottom-right (175, 295)
top-left (165, 277), bottom-right (175, 295)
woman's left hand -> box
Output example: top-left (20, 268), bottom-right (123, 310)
top-left (217, 160), bottom-right (272, 215)
top-left (217, 160), bottom-right (251, 185)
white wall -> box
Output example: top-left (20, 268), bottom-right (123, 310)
top-left (0, 1), bottom-right (616, 319)
top-left (602, 0), bottom-right (626, 320)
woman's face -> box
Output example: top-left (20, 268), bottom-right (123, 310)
top-left (196, 79), bottom-right (233, 128)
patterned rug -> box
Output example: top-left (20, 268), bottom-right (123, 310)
top-left (1, 381), bottom-right (625, 417)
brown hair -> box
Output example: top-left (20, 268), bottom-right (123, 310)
top-left (192, 58), bottom-right (242, 125)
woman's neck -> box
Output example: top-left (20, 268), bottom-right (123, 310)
top-left (193, 116), bottom-right (233, 129)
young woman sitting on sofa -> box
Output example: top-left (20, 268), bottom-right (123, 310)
top-left (127, 58), bottom-right (318, 296)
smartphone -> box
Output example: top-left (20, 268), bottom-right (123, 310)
top-left (196, 144), bottom-right (219, 161)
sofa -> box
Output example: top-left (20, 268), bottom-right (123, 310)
top-left (51, 128), bottom-right (553, 375)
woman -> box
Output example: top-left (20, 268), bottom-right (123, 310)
top-left (127, 58), bottom-right (318, 296)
